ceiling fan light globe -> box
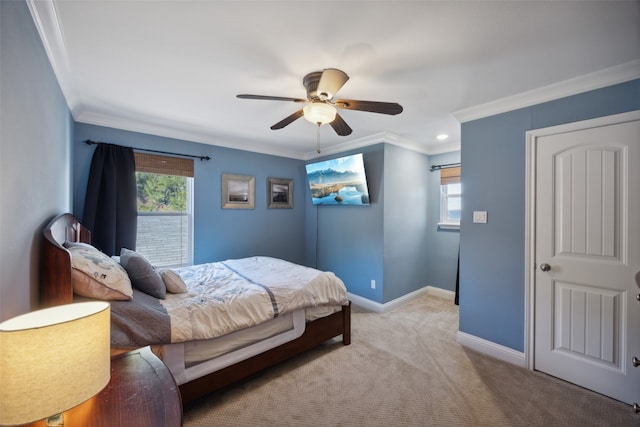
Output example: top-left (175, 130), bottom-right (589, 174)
top-left (303, 102), bottom-right (337, 125)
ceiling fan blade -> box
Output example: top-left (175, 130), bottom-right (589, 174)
top-left (237, 94), bottom-right (306, 103)
top-left (334, 99), bottom-right (403, 115)
top-left (270, 109), bottom-right (305, 130)
top-left (317, 68), bottom-right (349, 100)
top-left (330, 113), bottom-right (353, 136)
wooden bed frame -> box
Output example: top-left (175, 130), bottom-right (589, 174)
top-left (41, 213), bottom-right (351, 405)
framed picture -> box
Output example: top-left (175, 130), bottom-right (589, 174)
top-left (221, 173), bottom-right (255, 209)
top-left (267, 177), bottom-right (293, 209)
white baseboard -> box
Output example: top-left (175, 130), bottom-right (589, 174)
top-left (426, 286), bottom-right (456, 302)
top-left (456, 331), bottom-right (527, 368)
top-left (347, 292), bottom-right (384, 312)
top-left (348, 285), bottom-right (455, 313)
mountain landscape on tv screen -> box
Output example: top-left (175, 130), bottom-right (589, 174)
top-left (307, 168), bottom-right (369, 205)
top-left (306, 168), bottom-right (362, 185)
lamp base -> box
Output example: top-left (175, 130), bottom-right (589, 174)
top-left (46, 413), bottom-right (64, 427)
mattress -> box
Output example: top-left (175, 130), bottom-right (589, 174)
top-left (182, 304), bottom-right (340, 364)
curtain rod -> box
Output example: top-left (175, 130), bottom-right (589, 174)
top-left (430, 162), bottom-right (460, 172)
top-left (83, 139), bottom-right (211, 161)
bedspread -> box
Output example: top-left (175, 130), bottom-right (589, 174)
top-left (142, 256), bottom-right (346, 344)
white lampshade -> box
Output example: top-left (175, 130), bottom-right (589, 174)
top-left (0, 302), bottom-right (110, 425)
top-left (303, 102), bottom-right (337, 125)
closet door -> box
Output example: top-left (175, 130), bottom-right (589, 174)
top-left (533, 113), bottom-right (640, 405)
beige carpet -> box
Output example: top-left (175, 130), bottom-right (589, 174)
top-left (183, 295), bottom-right (637, 426)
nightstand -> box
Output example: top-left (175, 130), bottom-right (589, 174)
top-left (20, 346), bottom-right (182, 427)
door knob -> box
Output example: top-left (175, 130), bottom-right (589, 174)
top-left (540, 263), bottom-right (551, 272)
top-left (633, 357), bottom-right (640, 367)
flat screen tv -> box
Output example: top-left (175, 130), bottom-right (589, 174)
top-left (305, 153), bottom-right (370, 205)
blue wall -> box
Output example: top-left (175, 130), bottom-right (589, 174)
top-left (425, 151), bottom-right (461, 293)
top-left (305, 143), bottom-right (437, 304)
top-left (383, 144), bottom-right (431, 302)
top-left (73, 123), bottom-right (307, 265)
top-left (0, 0), bottom-right (73, 320)
top-left (459, 79), bottom-right (640, 352)
top-left (305, 144), bottom-right (385, 302)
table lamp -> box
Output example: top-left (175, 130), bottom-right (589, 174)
top-left (0, 301), bottom-right (110, 426)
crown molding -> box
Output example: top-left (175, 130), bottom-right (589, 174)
top-left (453, 60), bottom-right (640, 123)
top-left (76, 110), bottom-right (308, 160)
top-left (302, 132), bottom-right (405, 160)
top-left (79, 108), bottom-right (452, 160)
top-left (424, 141), bottom-right (461, 155)
top-left (26, 0), bottom-right (79, 113)
top-left (78, 106), bottom-right (456, 160)
top-left (301, 131), bottom-right (458, 160)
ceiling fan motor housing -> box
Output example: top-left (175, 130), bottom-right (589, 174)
top-left (303, 71), bottom-right (323, 100)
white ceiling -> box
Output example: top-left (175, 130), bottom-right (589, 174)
top-left (28, 1), bottom-right (640, 160)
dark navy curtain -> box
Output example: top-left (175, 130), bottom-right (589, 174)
top-left (83, 143), bottom-right (137, 256)
top-left (455, 247), bottom-right (460, 305)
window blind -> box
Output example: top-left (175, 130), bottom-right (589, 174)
top-left (134, 152), bottom-right (194, 177)
top-left (440, 166), bottom-right (461, 185)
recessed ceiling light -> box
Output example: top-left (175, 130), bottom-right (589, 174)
top-left (436, 134), bottom-right (449, 141)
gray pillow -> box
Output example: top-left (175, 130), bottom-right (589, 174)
top-left (119, 248), bottom-right (166, 299)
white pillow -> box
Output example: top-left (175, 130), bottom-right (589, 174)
top-left (159, 269), bottom-right (188, 294)
top-left (68, 243), bottom-right (133, 300)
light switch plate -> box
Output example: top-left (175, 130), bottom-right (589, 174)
top-left (473, 211), bottom-right (487, 223)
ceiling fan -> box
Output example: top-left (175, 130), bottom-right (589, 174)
top-left (237, 68), bottom-right (403, 136)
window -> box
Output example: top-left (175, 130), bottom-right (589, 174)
top-left (134, 152), bottom-right (194, 267)
top-left (438, 166), bottom-right (461, 230)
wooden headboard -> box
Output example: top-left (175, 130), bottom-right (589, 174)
top-left (41, 213), bottom-right (91, 307)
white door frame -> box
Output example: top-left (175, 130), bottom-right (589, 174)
top-left (524, 110), bottom-right (640, 371)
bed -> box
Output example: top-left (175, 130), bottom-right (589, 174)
top-left (41, 213), bottom-right (351, 404)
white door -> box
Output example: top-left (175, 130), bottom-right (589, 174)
top-left (533, 112), bottom-right (640, 405)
